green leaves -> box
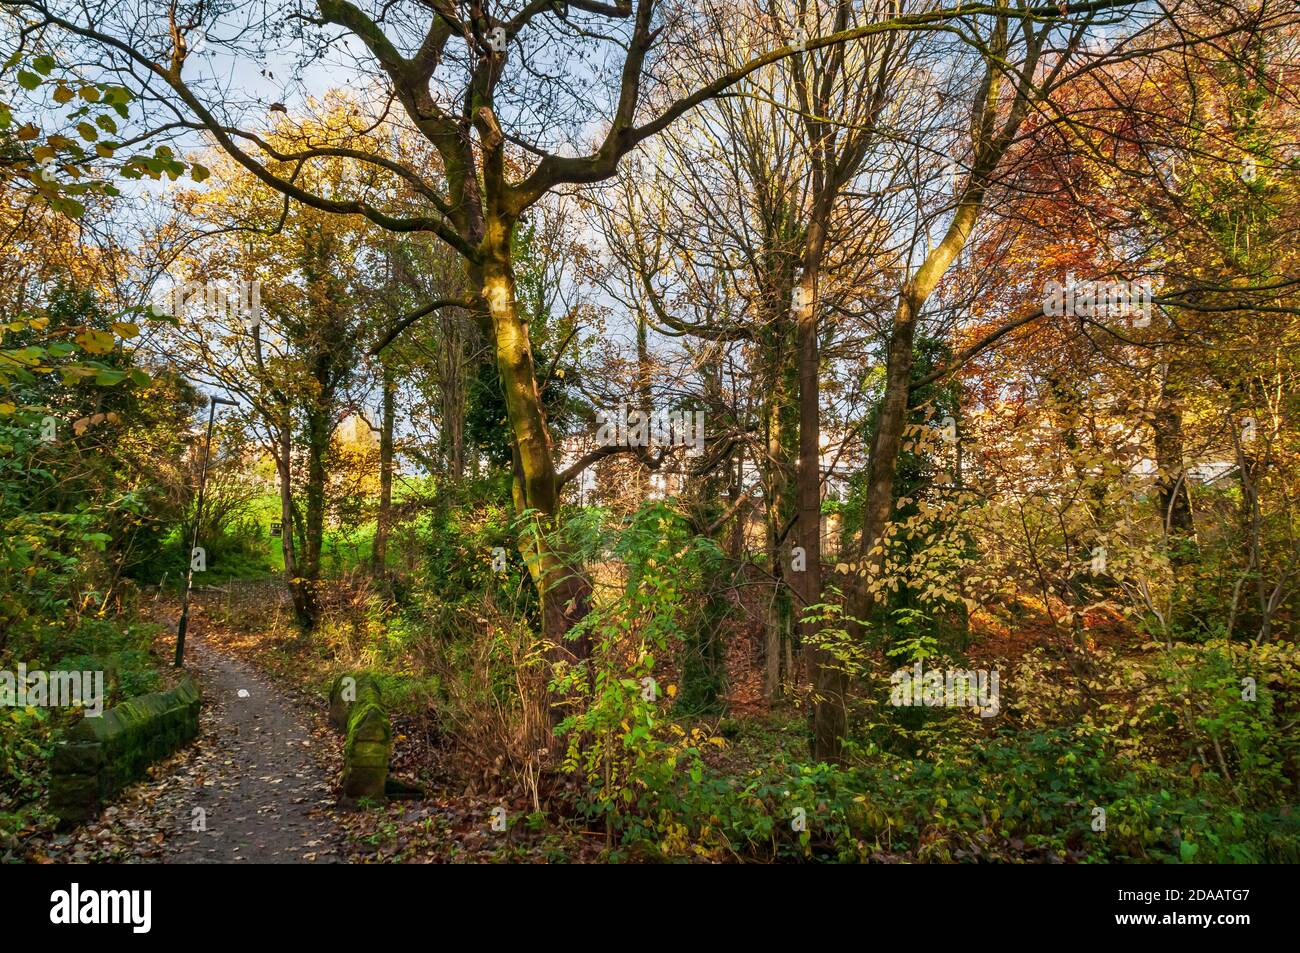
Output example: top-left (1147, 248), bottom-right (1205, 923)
top-left (0, 296), bottom-right (155, 393)
top-left (121, 149), bottom-right (187, 182)
top-left (2, 55), bottom-right (182, 220)
top-left (99, 85), bottom-right (132, 118)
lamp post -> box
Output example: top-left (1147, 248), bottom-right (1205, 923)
top-left (175, 395), bottom-right (237, 668)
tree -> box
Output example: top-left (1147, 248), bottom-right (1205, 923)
top-left (166, 104), bottom-right (387, 626)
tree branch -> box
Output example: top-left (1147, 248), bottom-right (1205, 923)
top-left (369, 297), bottom-right (471, 355)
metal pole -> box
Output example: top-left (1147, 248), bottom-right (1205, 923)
top-left (175, 397), bottom-right (236, 667)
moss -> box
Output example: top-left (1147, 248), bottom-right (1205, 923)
top-left (340, 677), bottom-right (391, 800)
top-left (329, 671), bottom-right (380, 729)
top-left (49, 676), bottom-right (201, 826)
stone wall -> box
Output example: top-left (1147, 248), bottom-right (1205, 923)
top-left (49, 676), bottom-right (202, 825)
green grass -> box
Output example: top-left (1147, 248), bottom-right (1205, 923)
top-left (166, 488), bottom-right (430, 584)
top-left (241, 479), bottom-right (437, 576)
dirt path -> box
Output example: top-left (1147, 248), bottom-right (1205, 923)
top-left (154, 626), bottom-right (344, 863)
top-left (25, 582), bottom-right (608, 864)
top-left (34, 606), bottom-right (347, 864)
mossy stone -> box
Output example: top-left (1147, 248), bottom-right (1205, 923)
top-left (49, 675), bottom-right (203, 826)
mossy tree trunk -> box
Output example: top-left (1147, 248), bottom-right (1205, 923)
top-left (478, 209), bottom-right (593, 667)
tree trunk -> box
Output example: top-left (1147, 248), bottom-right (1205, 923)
top-left (1153, 370), bottom-right (1195, 559)
top-left (374, 366), bottom-right (396, 572)
top-left (438, 310), bottom-right (467, 480)
top-left (763, 351), bottom-right (795, 702)
top-left (793, 234), bottom-right (846, 763)
top-left (846, 175), bottom-right (986, 638)
top-left (842, 20), bottom-right (1030, 655)
top-left (478, 229), bottom-right (592, 664)
top-left (276, 413), bottom-right (318, 628)
top-left (302, 403), bottom-right (329, 599)
top-left (1237, 430), bottom-right (1267, 640)
top-left (681, 362), bottom-right (730, 714)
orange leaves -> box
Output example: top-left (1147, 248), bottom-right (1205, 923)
top-left (73, 328), bottom-right (115, 354)
top-left (71, 411), bottom-right (122, 436)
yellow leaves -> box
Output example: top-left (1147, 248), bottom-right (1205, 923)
top-left (15, 123), bottom-right (39, 141)
top-left (32, 145), bottom-right (55, 163)
top-left (110, 321), bottom-right (139, 339)
top-left (74, 329), bottom-right (115, 354)
top-left (0, 402), bottom-right (14, 415)
top-left (52, 84), bottom-right (75, 105)
top-left (95, 143), bottom-right (116, 159)
top-left (75, 121), bottom-right (98, 142)
top-left (78, 85), bottom-right (100, 103)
